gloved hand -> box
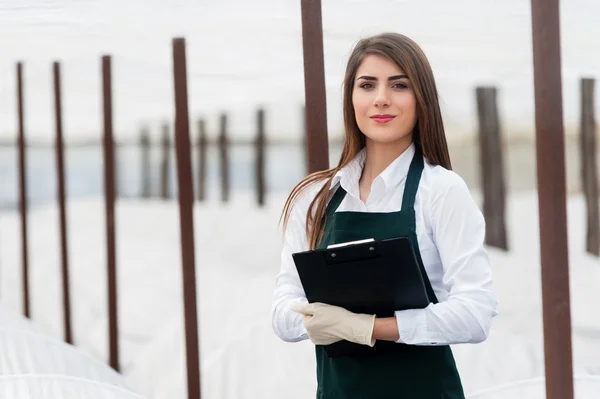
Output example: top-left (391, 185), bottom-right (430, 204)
top-left (290, 302), bottom-right (376, 347)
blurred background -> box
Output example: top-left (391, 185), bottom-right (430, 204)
top-left (0, 1), bottom-right (599, 398)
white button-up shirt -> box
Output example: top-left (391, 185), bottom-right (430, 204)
top-left (271, 143), bottom-right (498, 346)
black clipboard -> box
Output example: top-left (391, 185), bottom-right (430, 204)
top-left (292, 236), bottom-right (431, 357)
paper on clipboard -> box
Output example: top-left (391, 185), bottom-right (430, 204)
top-left (326, 238), bottom-right (374, 249)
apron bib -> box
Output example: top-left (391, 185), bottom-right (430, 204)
top-left (314, 148), bottom-right (465, 399)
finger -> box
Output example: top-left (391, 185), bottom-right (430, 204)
top-left (289, 302), bottom-right (314, 315)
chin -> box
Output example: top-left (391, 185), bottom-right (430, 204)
top-left (363, 131), bottom-right (412, 145)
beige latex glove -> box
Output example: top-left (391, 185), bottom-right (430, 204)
top-left (290, 302), bottom-right (376, 347)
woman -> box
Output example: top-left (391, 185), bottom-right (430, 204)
top-left (271, 32), bottom-right (498, 399)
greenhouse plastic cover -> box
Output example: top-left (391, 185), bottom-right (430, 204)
top-left (468, 376), bottom-right (600, 399)
top-left (0, 305), bottom-right (145, 399)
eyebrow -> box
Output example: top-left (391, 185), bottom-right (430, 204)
top-left (357, 74), bottom-right (408, 81)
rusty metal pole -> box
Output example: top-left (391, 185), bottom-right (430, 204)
top-left (53, 61), bottom-right (73, 344)
top-left (476, 86), bottom-right (508, 251)
top-left (172, 37), bottom-right (201, 399)
top-left (160, 123), bottom-right (172, 200)
top-left (580, 78), bottom-right (599, 256)
top-left (218, 114), bottom-right (229, 203)
top-left (16, 62), bottom-right (30, 318)
top-left (256, 108), bottom-right (266, 206)
top-left (140, 127), bottom-right (152, 199)
top-left (196, 119), bottom-right (207, 202)
top-left (300, 0), bottom-right (329, 173)
top-left (101, 55), bottom-right (120, 371)
top-left (530, 1), bottom-right (574, 398)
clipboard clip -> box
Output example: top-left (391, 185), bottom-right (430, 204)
top-left (323, 241), bottom-right (380, 265)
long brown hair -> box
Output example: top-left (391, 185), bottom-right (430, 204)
top-left (281, 32), bottom-right (452, 250)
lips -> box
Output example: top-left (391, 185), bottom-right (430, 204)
top-left (370, 114), bottom-right (396, 123)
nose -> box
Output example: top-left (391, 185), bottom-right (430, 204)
top-left (373, 87), bottom-right (390, 108)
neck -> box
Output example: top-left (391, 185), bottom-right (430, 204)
top-left (360, 135), bottom-right (413, 187)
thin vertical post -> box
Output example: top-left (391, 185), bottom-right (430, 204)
top-left (160, 123), bottom-right (171, 199)
top-left (300, 0), bottom-right (329, 173)
top-left (256, 108), bottom-right (266, 206)
top-left (16, 62), bottom-right (30, 318)
top-left (219, 114), bottom-right (229, 203)
top-left (140, 128), bottom-right (151, 199)
top-left (530, 1), bottom-right (574, 399)
top-left (476, 86), bottom-right (508, 250)
top-left (301, 105), bottom-right (309, 174)
top-left (102, 55), bottom-right (119, 372)
top-left (197, 119), bottom-right (207, 202)
top-left (580, 78), bottom-right (599, 256)
top-left (53, 61), bottom-right (73, 344)
top-left (172, 37), bottom-right (201, 399)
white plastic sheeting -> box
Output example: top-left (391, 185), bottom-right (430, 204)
top-left (468, 376), bottom-right (600, 399)
top-left (0, 306), bottom-right (145, 399)
top-left (1, 195), bottom-right (600, 398)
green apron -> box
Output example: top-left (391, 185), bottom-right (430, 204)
top-left (314, 147), bottom-right (465, 399)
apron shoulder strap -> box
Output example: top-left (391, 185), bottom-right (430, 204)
top-left (315, 182), bottom-right (346, 250)
top-left (401, 146), bottom-right (425, 212)
top-left (325, 183), bottom-right (346, 219)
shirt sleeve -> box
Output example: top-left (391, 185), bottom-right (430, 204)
top-left (271, 191), bottom-right (311, 342)
top-left (394, 175), bottom-right (499, 345)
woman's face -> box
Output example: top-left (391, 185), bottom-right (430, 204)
top-left (352, 54), bottom-right (417, 145)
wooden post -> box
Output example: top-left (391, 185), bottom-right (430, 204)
top-left (101, 55), bottom-right (120, 372)
top-left (256, 108), bottom-right (266, 207)
top-left (53, 61), bottom-right (73, 344)
top-left (196, 119), bottom-right (207, 202)
top-left (476, 86), bottom-right (508, 250)
top-left (172, 37), bottom-right (202, 399)
top-left (301, 0), bottom-right (329, 173)
top-left (140, 127), bottom-right (151, 199)
top-left (530, 1), bottom-right (574, 398)
top-left (580, 78), bottom-right (599, 256)
top-left (16, 62), bottom-right (30, 318)
top-left (160, 122), bottom-right (171, 199)
top-left (301, 105), bottom-right (309, 174)
top-left (219, 114), bottom-right (229, 203)
top-left (114, 143), bottom-right (119, 200)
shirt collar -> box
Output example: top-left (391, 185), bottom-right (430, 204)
top-left (331, 148), bottom-right (365, 196)
top-left (330, 143), bottom-right (416, 194)
top-left (378, 142), bottom-right (416, 190)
